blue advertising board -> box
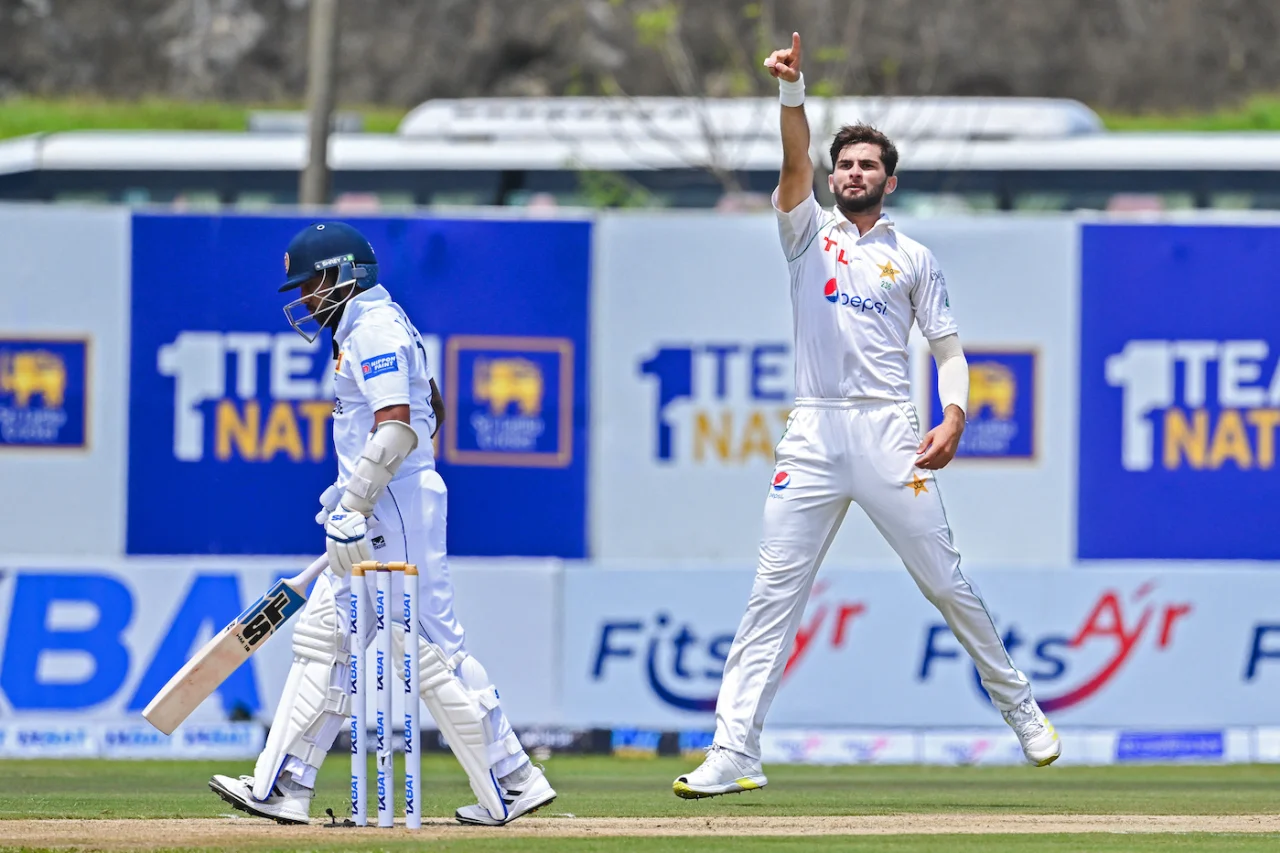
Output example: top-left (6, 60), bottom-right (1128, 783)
top-left (0, 337), bottom-right (88, 448)
top-left (1078, 224), bottom-right (1280, 559)
top-left (128, 215), bottom-right (590, 557)
top-left (927, 349), bottom-right (1036, 459)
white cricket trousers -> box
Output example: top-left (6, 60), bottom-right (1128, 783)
top-left (714, 399), bottom-right (1032, 760)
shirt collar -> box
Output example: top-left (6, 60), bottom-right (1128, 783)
top-left (334, 284), bottom-right (392, 346)
top-left (833, 205), bottom-right (894, 238)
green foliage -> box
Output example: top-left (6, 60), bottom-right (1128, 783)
top-left (597, 74), bottom-right (626, 98)
top-left (880, 56), bottom-right (901, 89)
top-left (564, 64), bottom-right (588, 97)
top-left (576, 170), bottom-right (661, 208)
top-left (811, 78), bottom-right (840, 98)
top-left (633, 4), bottom-right (679, 49)
top-left (724, 68), bottom-right (755, 97)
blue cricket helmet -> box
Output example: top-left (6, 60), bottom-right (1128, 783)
top-left (280, 221), bottom-right (379, 292)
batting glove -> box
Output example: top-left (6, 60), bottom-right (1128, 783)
top-left (324, 505), bottom-right (371, 578)
top-left (315, 483), bottom-right (343, 525)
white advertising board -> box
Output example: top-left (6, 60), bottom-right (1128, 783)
top-left (591, 213), bottom-right (1077, 566)
top-left (561, 565), bottom-right (1280, 729)
top-left (0, 205), bottom-right (131, 557)
top-left (0, 559), bottom-right (560, 726)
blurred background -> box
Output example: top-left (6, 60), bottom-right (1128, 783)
top-left (0, 0), bottom-right (1277, 767)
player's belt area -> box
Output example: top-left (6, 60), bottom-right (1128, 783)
top-left (792, 397), bottom-right (904, 409)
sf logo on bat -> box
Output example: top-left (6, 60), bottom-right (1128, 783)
top-left (234, 585), bottom-right (306, 651)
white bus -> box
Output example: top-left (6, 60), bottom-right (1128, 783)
top-left (1, 96), bottom-right (1276, 212)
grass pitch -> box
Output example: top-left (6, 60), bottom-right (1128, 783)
top-left (0, 756), bottom-right (1277, 852)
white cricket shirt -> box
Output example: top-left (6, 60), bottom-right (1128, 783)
top-left (775, 190), bottom-right (957, 401)
top-left (331, 285), bottom-right (437, 487)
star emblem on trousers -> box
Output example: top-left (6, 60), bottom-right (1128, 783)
top-left (907, 473), bottom-right (929, 496)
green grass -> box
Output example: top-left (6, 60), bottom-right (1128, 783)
top-left (3, 94), bottom-right (1280, 141)
top-left (0, 835), bottom-right (1276, 853)
top-left (1102, 94), bottom-right (1280, 131)
top-left (1, 756), bottom-right (1279, 819)
top-left (5, 836), bottom-right (1280, 853)
top-left (0, 758), bottom-right (1277, 851)
top-left (0, 98), bottom-right (407, 140)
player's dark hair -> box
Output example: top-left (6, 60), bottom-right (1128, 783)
top-left (829, 124), bottom-right (899, 176)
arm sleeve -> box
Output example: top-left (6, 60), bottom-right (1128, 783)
top-left (929, 333), bottom-right (969, 417)
top-left (912, 248), bottom-right (959, 341)
top-left (346, 322), bottom-right (413, 412)
top-left (771, 188), bottom-right (824, 262)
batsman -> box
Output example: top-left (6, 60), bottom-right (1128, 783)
top-left (209, 222), bottom-right (555, 825)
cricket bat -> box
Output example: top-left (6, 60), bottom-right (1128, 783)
top-left (142, 555), bottom-right (330, 735)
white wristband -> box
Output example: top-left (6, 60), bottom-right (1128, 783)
top-left (779, 73), bottom-right (805, 108)
top-left (929, 334), bottom-right (969, 419)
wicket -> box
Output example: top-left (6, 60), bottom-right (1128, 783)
top-left (350, 561), bottom-right (420, 828)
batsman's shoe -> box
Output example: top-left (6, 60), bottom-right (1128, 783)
top-left (454, 765), bottom-right (557, 826)
top-left (209, 773), bottom-right (312, 825)
top-left (673, 744), bottom-right (768, 799)
top-left (1003, 697), bottom-right (1062, 766)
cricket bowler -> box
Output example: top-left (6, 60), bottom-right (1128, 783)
top-left (674, 32), bottom-right (1061, 798)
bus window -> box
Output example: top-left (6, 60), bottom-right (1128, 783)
top-left (237, 191), bottom-right (289, 210)
top-left (512, 171), bottom-right (664, 209)
top-left (171, 191), bottom-right (221, 211)
top-left (331, 191), bottom-right (413, 212)
top-left (1014, 191), bottom-right (1195, 212)
top-left (499, 191), bottom-right (565, 214)
top-left (372, 191), bottom-right (415, 210)
top-left (1212, 191), bottom-right (1280, 210)
top-left (714, 192), bottom-right (772, 212)
top-left (117, 186), bottom-right (222, 208)
top-left (429, 189), bottom-right (500, 207)
top-left (54, 191), bottom-right (111, 205)
top-left (889, 191), bottom-right (999, 215)
top-left (1104, 193), bottom-right (1196, 213)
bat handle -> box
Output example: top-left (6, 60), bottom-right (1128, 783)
top-left (285, 554), bottom-right (330, 593)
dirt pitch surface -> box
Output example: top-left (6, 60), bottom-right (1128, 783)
top-left (5, 814), bottom-right (1280, 848)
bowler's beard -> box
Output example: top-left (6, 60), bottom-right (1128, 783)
top-left (835, 180), bottom-right (886, 216)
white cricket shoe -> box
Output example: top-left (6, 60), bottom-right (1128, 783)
top-left (209, 773), bottom-right (312, 825)
top-left (454, 764), bottom-right (557, 826)
top-left (673, 744), bottom-right (768, 799)
top-left (1003, 697), bottom-right (1062, 766)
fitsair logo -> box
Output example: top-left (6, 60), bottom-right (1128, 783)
top-left (921, 581), bottom-right (1192, 713)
